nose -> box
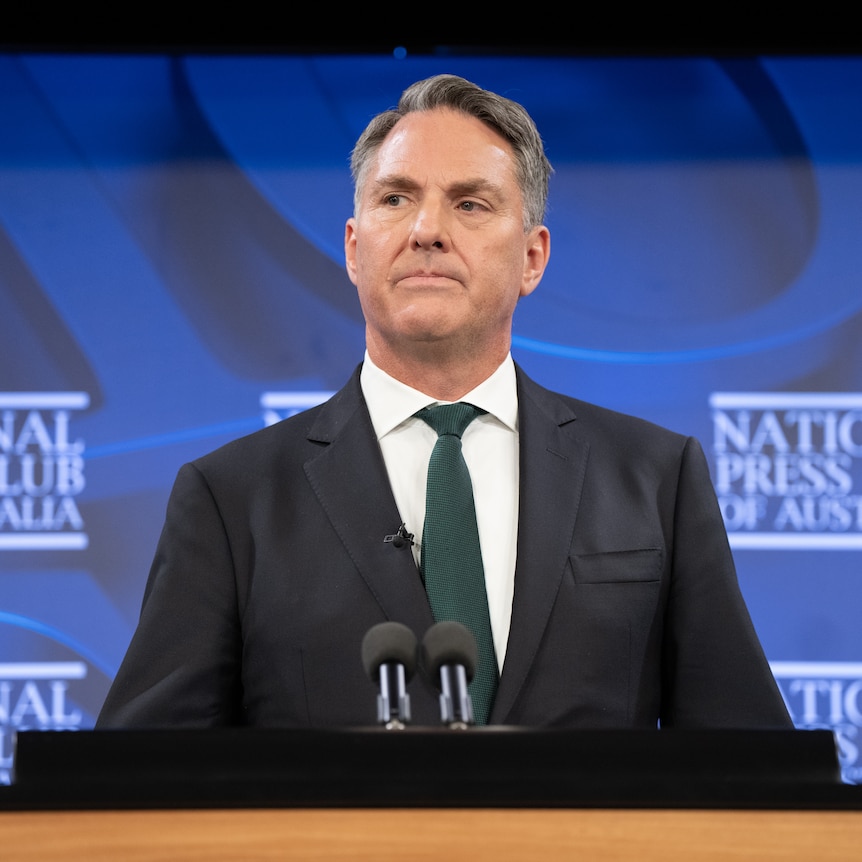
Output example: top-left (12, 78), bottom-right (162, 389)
top-left (409, 200), bottom-right (449, 251)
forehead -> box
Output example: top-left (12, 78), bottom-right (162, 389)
top-left (367, 108), bottom-right (519, 190)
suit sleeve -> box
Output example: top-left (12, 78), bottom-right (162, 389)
top-left (96, 462), bottom-right (244, 728)
top-left (661, 436), bottom-right (793, 729)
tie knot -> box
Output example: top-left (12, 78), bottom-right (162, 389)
top-left (416, 402), bottom-right (486, 439)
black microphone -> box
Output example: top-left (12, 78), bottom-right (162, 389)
top-left (383, 523), bottom-right (415, 549)
top-left (421, 621), bottom-right (478, 729)
top-left (361, 621), bottom-right (417, 729)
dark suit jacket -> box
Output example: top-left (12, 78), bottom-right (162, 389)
top-left (97, 365), bottom-right (792, 729)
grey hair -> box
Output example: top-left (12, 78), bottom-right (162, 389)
top-left (350, 74), bottom-right (552, 230)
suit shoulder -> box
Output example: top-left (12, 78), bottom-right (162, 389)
top-left (192, 403), bottom-right (321, 470)
top-left (186, 369), bottom-right (365, 478)
top-left (521, 371), bottom-right (690, 450)
top-left (544, 389), bottom-right (710, 488)
top-left (574, 396), bottom-right (688, 446)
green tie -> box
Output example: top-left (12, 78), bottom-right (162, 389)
top-left (416, 402), bottom-right (498, 724)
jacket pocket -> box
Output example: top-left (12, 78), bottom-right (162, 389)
top-left (570, 547), bottom-right (663, 584)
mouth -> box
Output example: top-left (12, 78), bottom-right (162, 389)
top-left (396, 271), bottom-right (461, 288)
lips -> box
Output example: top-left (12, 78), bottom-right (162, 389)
top-left (396, 270), bottom-right (461, 286)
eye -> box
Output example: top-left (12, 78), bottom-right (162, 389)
top-left (385, 194), bottom-right (404, 206)
top-left (459, 200), bottom-right (476, 212)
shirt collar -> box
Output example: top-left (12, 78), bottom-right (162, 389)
top-left (360, 351), bottom-right (519, 440)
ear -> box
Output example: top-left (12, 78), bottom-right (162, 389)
top-left (344, 217), bottom-right (359, 286)
top-left (520, 225), bottom-right (550, 298)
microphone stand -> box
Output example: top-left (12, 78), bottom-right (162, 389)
top-left (438, 662), bottom-right (474, 729)
top-left (376, 660), bottom-right (412, 730)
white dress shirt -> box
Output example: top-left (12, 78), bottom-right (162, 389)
top-left (360, 351), bottom-right (520, 670)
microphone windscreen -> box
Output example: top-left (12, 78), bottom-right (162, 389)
top-left (421, 621), bottom-right (478, 682)
top-left (361, 621), bottom-right (418, 680)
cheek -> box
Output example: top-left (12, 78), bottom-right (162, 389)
top-left (354, 256), bottom-right (386, 300)
top-left (353, 231), bottom-right (391, 271)
top-left (478, 255), bottom-right (529, 305)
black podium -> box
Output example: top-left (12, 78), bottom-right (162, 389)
top-left (2, 726), bottom-right (859, 810)
top-left (2, 728), bottom-right (861, 860)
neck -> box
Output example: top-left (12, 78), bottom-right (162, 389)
top-left (366, 337), bottom-right (509, 401)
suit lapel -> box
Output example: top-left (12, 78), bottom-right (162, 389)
top-left (302, 369), bottom-right (435, 637)
top-left (490, 368), bottom-right (589, 723)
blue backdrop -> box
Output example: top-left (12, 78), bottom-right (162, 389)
top-left (1, 51), bottom-right (860, 783)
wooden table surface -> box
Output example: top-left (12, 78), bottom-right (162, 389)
top-left (3, 807), bottom-right (862, 861)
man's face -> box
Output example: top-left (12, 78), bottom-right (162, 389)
top-left (345, 108), bottom-right (549, 366)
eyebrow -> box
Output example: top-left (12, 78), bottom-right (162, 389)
top-left (370, 174), bottom-right (421, 194)
top-left (448, 179), bottom-right (507, 201)
top-left (371, 174), bottom-right (508, 201)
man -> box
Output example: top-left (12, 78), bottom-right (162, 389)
top-left (97, 75), bottom-right (792, 730)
